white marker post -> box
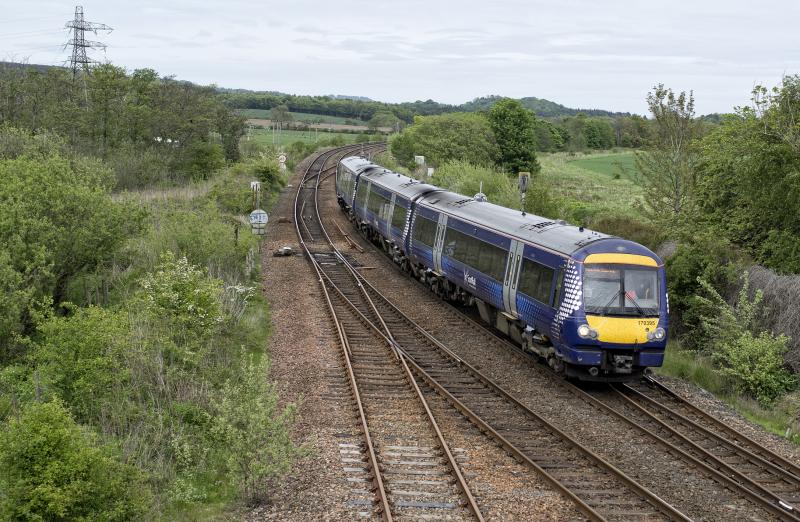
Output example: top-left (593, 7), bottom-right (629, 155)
top-left (278, 152), bottom-right (287, 172)
top-left (249, 209), bottom-right (268, 236)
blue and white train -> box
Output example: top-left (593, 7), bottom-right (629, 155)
top-left (335, 156), bottom-right (668, 382)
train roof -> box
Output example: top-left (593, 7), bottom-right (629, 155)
top-left (418, 190), bottom-right (611, 256)
top-left (348, 159), bottom-right (441, 200)
top-left (340, 156), bottom-right (373, 173)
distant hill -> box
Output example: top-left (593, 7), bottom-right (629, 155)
top-left (458, 95), bottom-right (631, 118)
top-left (220, 86), bottom-right (631, 120)
top-left (0, 61), bottom-right (59, 73)
top-left (330, 94), bottom-right (373, 102)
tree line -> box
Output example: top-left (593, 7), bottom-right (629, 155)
top-left (218, 89), bottom-right (654, 147)
top-left (0, 62), bottom-right (246, 189)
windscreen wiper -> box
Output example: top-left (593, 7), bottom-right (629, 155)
top-left (625, 292), bottom-right (647, 316)
top-left (599, 289), bottom-right (622, 315)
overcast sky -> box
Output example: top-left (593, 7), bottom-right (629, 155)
top-left (4, 0), bottom-right (799, 114)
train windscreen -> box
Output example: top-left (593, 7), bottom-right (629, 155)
top-left (583, 264), bottom-right (659, 317)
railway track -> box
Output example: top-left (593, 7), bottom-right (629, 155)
top-left (420, 278), bottom-right (800, 520)
top-left (295, 145), bottom-right (484, 521)
top-left (299, 149), bottom-right (697, 520)
top-left (337, 206), bottom-right (800, 521)
top-left (312, 158), bottom-right (800, 520)
top-left (610, 378), bottom-right (800, 510)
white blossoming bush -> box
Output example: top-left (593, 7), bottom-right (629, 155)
top-left (140, 253), bottom-right (224, 347)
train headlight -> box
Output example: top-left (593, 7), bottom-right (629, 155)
top-left (647, 327), bottom-right (666, 341)
top-left (578, 324), bottom-right (598, 339)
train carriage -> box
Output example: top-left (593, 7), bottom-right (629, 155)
top-left (338, 156), bottom-right (438, 263)
top-left (336, 157), bottom-right (668, 382)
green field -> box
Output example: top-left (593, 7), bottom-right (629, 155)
top-left (248, 127), bottom-right (365, 146)
top-left (540, 151), bottom-right (644, 220)
top-left (567, 151), bottom-right (639, 182)
top-left (236, 108), bottom-right (367, 125)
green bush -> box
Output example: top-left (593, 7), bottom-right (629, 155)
top-left (0, 148), bottom-right (139, 361)
top-left (212, 356), bottom-right (301, 502)
top-left (31, 306), bottom-right (129, 422)
top-left (124, 202), bottom-right (256, 288)
top-left (715, 331), bottom-right (795, 405)
top-left (179, 141), bottom-right (225, 180)
top-left (759, 229), bottom-right (800, 274)
top-left (107, 144), bottom-right (172, 190)
top-left (692, 275), bottom-right (761, 352)
top-left (390, 113), bottom-right (497, 169)
top-left (665, 231), bottom-right (740, 339)
top-left (694, 273), bottom-right (796, 405)
top-left (431, 159), bottom-right (557, 218)
top-left (208, 172), bottom-right (254, 215)
top-left (0, 400), bottom-right (150, 520)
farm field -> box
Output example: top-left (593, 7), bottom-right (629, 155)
top-left (540, 151), bottom-right (644, 220)
top-left (248, 127), bottom-right (366, 146)
top-left (236, 108), bottom-right (368, 125)
top-left (566, 151), bottom-right (639, 182)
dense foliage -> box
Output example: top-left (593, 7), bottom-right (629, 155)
top-left (0, 130), bottom-right (136, 359)
top-left (645, 78), bottom-right (800, 409)
top-left (390, 113), bottom-right (497, 168)
top-left (0, 63), bottom-right (245, 189)
top-left (0, 62), bottom-right (301, 517)
top-left (219, 90), bottom-right (633, 123)
top-left (0, 400), bottom-right (150, 520)
top-left (221, 89), bottom-right (652, 151)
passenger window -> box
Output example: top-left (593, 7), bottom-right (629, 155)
top-left (552, 269), bottom-right (564, 307)
top-left (391, 204), bottom-right (407, 230)
top-left (413, 215), bottom-right (437, 246)
top-left (518, 258), bottom-right (555, 305)
top-left (443, 226), bottom-right (507, 282)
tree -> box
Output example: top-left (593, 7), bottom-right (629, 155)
top-left (0, 132), bottom-right (138, 360)
top-left (269, 104), bottom-right (292, 125)
top-left (212, 356), bottom-right (301, 501)
top-left (368, 110), bottom-right (401, 132)
top-left (487, 98), bottom-right (540, 174)
top-left (752, 75), bottom-right (800, 155)
top-left (389, 113), bottom-right (496, 168)
top-left (695, 76), bottom-right (800, 271)
top-left (635, 84), bottom-right (701, 226)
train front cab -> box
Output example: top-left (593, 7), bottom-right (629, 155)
top-left (558, 251), bottom-right (668, 381)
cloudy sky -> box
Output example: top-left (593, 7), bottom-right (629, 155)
top-left (4, 0), bottom-right (799, 114)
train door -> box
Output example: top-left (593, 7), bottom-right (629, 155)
top-left (432, 213), bottom-right (448, 273)
top-left (386, 194), bottom-right (396, 237)
top-left (502, 240), bottom-right (524, 316)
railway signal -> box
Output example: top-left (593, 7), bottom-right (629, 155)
top-left (518, 171), bottom-right (530, 215)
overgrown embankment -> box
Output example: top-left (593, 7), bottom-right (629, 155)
top-left (0, 125), bottom-right (312, 519)
top-left (0, 62), bottom-right (355, 519)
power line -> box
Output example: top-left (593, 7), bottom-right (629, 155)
top-left (0, 15), bottom-right (63, 25)
top-left (64, 5), bottom-right (111, 78)
top-left (0, 29), bottom-right (68, 41)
